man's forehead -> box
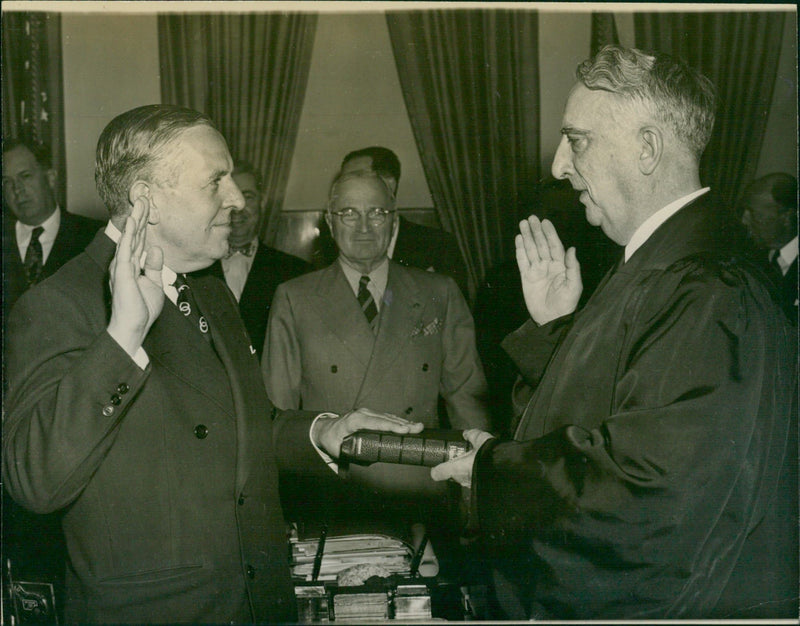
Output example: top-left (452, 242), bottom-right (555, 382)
top-left (332, 177), bottom-right (390, 205)
top-left (3, 145), bottom-right (40, 169)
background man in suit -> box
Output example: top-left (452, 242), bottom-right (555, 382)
top-left (2, 138), bottom-right (102, 617)
top-left (317, 145), bottom-right (469, 297)
top-left (263, 170), bottom-right (488, 563)
top-left (740, 172), bottom-right (798, 322)
top-left (2, 138), bottom-right (101, 311)
top-left (204, 160), bottom-right (309, 357)
top-left (2, 105), bottom-right (422, 624)
top-left (431, 46), bottom-right (796, 619)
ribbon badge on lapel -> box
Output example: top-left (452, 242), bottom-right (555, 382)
top-left (411, 317), bottom-right (442, 337)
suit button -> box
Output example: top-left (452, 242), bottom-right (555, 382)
top-left (238, 494), bottom-right (245, 506)
top-left (270, 407), bottom-right (278, 420)
top-left (110, 393), bottom-right (121, 406)
top-left (116, 383), bottom-right (130, 394)
top-left (330, 365), bottom-right (338, 373)
top-left (102, 405), bottom-right (115, 417)
top-left (194, 424), bottom-right (209, 439)
top-left (422, 363), bottom-right (429, 371)
top-left (405, 407), bottom-right (413, 415)
top-left (246, 565), bottom-right (255, 579)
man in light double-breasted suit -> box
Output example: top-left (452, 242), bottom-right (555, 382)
top-left (263, 170), bottom-right (488, 431)
top-left (263, 171), bottom-right (488, 542)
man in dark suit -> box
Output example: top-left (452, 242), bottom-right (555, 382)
top-left (204, 161), bottom-right (309, 358)
top-left (2, 138), bottom-right (102, 312)
top-left (2, 105), bottom-right (422, 623)
top-left (2, 138), bottom-right (102, 618)
top-left (337, 146), bottom-right (469, 296)
top-left (431, 46), bottom-right (796, 619)
top-left (740, 173), bottom-right (798, 323)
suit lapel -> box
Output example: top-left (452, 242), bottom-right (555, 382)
top-left (190, 274), bottom-right (263, 492)
top-left (357, 263), bottom-right (424, 398)
top-left (312, 263), bottom-right (376, 367)
top-left (145, 290), bottom-right (235, 417)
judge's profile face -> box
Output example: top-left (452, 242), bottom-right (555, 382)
top-left (230, 171), bottom-right (261, 247)
top-left (146, 125), bottom-right (244, 273)
top-left (326, 175), bottom-right (397, 274)
top-left (2, 145), bottom-right (58, 226)
top-left (551, 84), bottom-right (641, 245)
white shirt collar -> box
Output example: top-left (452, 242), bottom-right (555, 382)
top-left (16, 206), bottom-right (60, 261)
top-left (775, 236), bottom-right (799, 275)
top-left (625, 188), bottom-right (710, 262)
top-left (105, 222), bottom-right (178, 300)
top-left (338, 256), bottom-right (390, 311)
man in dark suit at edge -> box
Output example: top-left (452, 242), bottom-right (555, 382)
top-left (740, 172), bottom-right (798, 324)
top-left (2, 105), bottom-right (423, 624)
top-left (431, 45), bottom-right (797, 619)
top-left (2, 137), bottom-right (103, 616)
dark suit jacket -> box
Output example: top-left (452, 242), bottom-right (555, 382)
top-left (2, 230), bottom-right (326, 623)
top-left (474, 196), bottom-right (797, 619)
top-left (2, 209), bottom-right (102, 314)
top-left (205, 243), bottom-right (310, 358)
top-left (392, 216), bottom-right (468, 298)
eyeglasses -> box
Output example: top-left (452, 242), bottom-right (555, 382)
top-left (329, 207), bottom-right (396, 226)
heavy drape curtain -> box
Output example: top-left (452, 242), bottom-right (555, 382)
top-left (386, 10), bottom-right (540, 300)
top-left (634, 12), bottom-right (786, 208)
top-left (2, 12), bottom-right (65, 207)
top-left (158, 14), bottom-right (317, 242)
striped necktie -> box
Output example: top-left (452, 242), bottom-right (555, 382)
top-left (24, 226), bottom-right (44, 286)
top-left (174, 274), bottom-right (212, 343)
top-left (357, 275), bottom-right (379, 333)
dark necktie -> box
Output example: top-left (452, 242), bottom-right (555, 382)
top-left (174, 274), bottom-right (212, 343)
top-left (24, 226), bottom-right (44, 286)
top-left (357, 275), bottom-right (379, 333)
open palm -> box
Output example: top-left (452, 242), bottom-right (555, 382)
top-left (516, 216), bottom-right (582, 325)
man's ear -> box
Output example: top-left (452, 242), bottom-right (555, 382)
top-left (324, 211), bottom-right (333, 233)
top-left (129, 181), bottom-right (159, 224)
top-left (638, 126), bottom-right (663, 175)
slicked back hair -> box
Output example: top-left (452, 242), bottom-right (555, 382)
top-left (3, 138), bottom-right (53, 169)
top-left (95, 104), bottom-right (216, 217)
top-left (577, 45), bottom-right (716, 160)
top-left (341, 146), bottom-right (401, 184)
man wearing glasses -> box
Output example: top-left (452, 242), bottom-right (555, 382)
top-left (262, 170), bottom-right (488, 556)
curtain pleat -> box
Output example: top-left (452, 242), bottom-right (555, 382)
top-left (634, 12), bottom-right (786, 208)
top-left (2, 12), bottom-right (66, 207)
top-left (158, 13), bottom-right (317, 244)
top-left (387, 9), bottom-right (540, 300)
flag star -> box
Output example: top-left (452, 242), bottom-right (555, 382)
top-left (41, 110), bottom-right (49, 122)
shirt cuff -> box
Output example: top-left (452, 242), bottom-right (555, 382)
top-left (309, 412), bottom-right (340, 474)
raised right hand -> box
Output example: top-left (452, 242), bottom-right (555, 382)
top-left (516, 215), bottom-right (582, 325)
top-left (107, 196), bottom-right (165, 356)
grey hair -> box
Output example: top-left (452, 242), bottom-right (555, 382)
top-left (95, 104), bottom-right (216, 217)
top-left (577, 45), bottom-right (716, 159)
top-left (327, 169), bottom-right (397, 212)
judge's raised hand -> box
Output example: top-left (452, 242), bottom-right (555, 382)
top-left (516, 215), bottom-right (582, 325)
top-left (312, 408), bottom-right (424, 459)
top-left (430, 429), bottom-right (495, 488)
top-left (107, 196), bottom-right (165, 356)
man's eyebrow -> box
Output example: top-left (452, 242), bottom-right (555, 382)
top-left (560, 126), bottom-right (588, 136)
top-left (206, 168), bottom-right (228, 183)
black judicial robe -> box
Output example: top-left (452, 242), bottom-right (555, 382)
top-left (475, 195), bottom-right (797, 619)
